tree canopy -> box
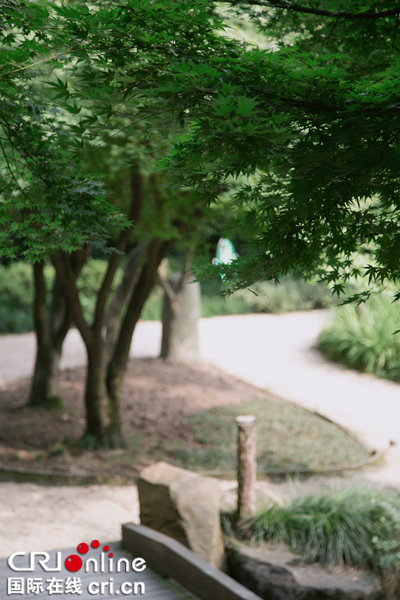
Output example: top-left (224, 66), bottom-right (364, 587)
top-left (0, 5), bottom-right (118, 260)
top-left (2, 0), bottom-right (400, 302)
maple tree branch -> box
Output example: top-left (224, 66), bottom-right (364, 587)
top-left (92, 170), bottom-right (143, 336)
top-left (225, 0), bottom-right (400, 20)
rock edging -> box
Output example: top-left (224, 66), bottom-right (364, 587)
top-left (226, 541), bottom-right (386, 600)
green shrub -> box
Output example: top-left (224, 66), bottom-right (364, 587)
top-left (0, 260), bottom-right (123, 334)
top-left (141, 274), bottom-right (335, 321)
top-left (140, 286), bottom-right (163, 320)
top-left (233, 276), bottom-right (333, 314)
top-left (318, 295), bottom-right (400, 381)
top-left (0, 263), bottom-right (35, 333)
top-left (238, 486), bottom-right (400, 573)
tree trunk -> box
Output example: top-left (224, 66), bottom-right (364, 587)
top-left (28, 249), bottom-right (89, 407)
top-left (50, 171), bottom-right (146, 448)
top-left (79, 242), bottom-right (165, 448)
top-left (106, 240), bottom-right (173, 432)
top-left (29, 345), bottom-right (62, 407)
top-left (83, 242), bottom-right (164, 448)
top-left (104, 240), bottom-right (149, 365)
top-left (28, 262), bottom-right (70, 407)
top-left (160, 271), bottom-right (201, 361)
top-left (83, 342), bottom-right (119, 446)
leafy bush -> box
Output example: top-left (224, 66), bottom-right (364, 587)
top-left (0, 260), bottom-right (123, 333)
top-left (373, 537), bottom-right (400, 598)
top-left (234, 276), bottom-right (333, 314)
top-left (140, 286), bottom-right (164, 321)
top-left (142, 274), bottom-right (335, 321)
top-left (318, 295), bottom-right (400, 381)
top-left (238, 486), bottom-right (400, 574)
top-left (0, 263), bottom-right (35, 333)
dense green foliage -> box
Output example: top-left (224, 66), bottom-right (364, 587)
top-left (219, 277), bottom-right (333, 314)
top-left (3, 0), bottom-right (400, 304)
top-left (208, 2), bottom-right (400, 300)
top-left (318, 295), bottom-right (400, 381)
top-left (0, 0), bottom-right (129, 261)
top-left (237, 486), bottom-right (400, 573)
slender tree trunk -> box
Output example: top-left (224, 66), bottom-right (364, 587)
top-left (51, 172), bottom-right (147, 447)
top-left (106, 240), bottom-right (173, 433)
top-left (28, 250), bottom-right (88, 407)
top-left (28, 262), bottom-right (70, 407)
top-left (83, 341), bottom-right (117, 445)
top-left (82, 242), bottom-right (169, 448)
top-left (104, 240), bottom-right (149, 365)
top-left (29, 346), bottom-right (62, 406)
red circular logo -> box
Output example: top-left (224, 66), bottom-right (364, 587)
top-left (65, 555), bottom-right (83, 572)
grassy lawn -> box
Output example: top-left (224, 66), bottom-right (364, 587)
top-left (133, 396), bottom-right (371, 476)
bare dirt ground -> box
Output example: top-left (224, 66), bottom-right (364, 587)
top-left (0, 358), bottom-right (265, 477)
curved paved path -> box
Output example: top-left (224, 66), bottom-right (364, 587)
top-left (2, 311), bottom-right (400, 557)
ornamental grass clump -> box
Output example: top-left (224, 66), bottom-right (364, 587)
top-left (317, 295), bottom-right (400, 382)
top-left (237, 487), bottom-right (400, 573)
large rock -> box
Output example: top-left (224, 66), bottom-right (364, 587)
top-left (138, 462), bottom-right (224, 568)
top-left (227, 543), bottom-right (385, 600)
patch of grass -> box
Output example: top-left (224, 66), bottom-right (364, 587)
top-left (318, 295), bottom-right (400, 382)
top-left (50, 442), bottom-right (66, 456)
top-left (236, 486), bottom-right (400, 594)
top-left (39, 395), bottom-right (64, 410)
top-left (161, 397), bottom-right (370, 475)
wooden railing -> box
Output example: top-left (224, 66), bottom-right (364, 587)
top-left (122, 523), bottom-right (261, 600)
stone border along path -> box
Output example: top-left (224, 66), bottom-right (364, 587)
top-left (2, 310), bottom-right (400, 558)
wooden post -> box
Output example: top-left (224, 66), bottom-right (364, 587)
top-left (236, 415), bottom-right (256, 522)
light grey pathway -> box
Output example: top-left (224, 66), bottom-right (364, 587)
top-left (2, 311), bottom-right (400, 558)
top-left (0, 482), bottom-right (139, 558)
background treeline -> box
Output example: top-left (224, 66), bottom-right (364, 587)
top-left (0, 260), bottom-right (334, 334)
